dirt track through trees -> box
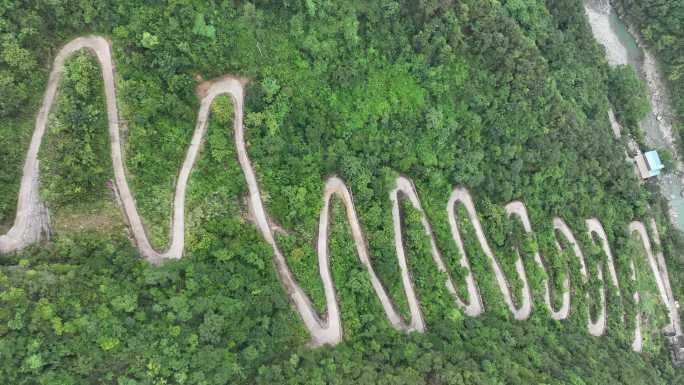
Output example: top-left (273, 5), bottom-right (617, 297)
top-left (0, 36), bottom-right (681, 349)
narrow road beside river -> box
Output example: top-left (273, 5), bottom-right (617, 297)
top-left (585, 0), bottom-right (684, 232)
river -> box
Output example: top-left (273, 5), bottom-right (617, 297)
top-left (585, 0), bottom-right (684, 232)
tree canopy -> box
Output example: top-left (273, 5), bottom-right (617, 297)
top-left (1, 0), bottom-right (684, 384)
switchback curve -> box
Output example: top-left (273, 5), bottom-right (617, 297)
top-left (0, 36), bottom-right (681, 349)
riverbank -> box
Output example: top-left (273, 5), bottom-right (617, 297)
top-left (585, 0), bottom-right (684, 232)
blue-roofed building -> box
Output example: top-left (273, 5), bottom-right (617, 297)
top-left (645, 150), bottom-right (664, 177)
top-left (635, 150), bottom-right (665, 179)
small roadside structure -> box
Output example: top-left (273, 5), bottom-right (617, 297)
top-left (665, 331), bottom-right (684, 367)
top-left (635, 150), bottom-right (665, 179)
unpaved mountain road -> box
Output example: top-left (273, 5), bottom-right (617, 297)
top-left (0, 36), bottom-right (680, 349)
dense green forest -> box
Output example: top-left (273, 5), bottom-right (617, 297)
top-left (1, 0), bottom-right (684, 383)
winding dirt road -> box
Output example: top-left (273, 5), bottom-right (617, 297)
top-left (0, 36), bottom-right (681, 349)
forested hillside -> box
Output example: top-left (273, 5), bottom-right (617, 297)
top-left (1, 0), bottom-right (684, 384)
